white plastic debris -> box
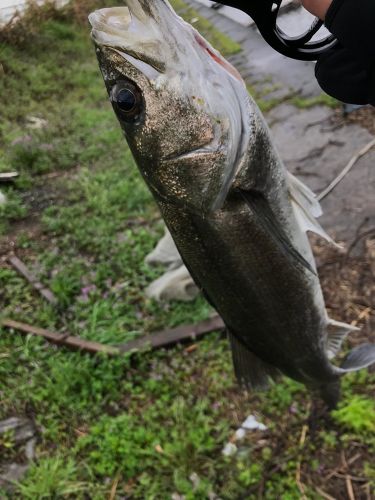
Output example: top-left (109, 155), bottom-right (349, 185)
top-left (146, 264), bottom-right (199, 302)
top-left (145, 228), bottom-right (199, 302)
top-left (234, 428), bottom-right (247, 440)
top-left (221, 414), bottom-right (267, 457)
top-left (0, 191), bottom-right (6, 206)
top-left (241, 415), bottom-right (268, 431)
top-left (145, 228), bottom-right (182, 268)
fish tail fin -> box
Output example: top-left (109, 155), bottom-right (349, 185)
top-left (228, 331), bottom-right (279, 390)
top-left (326, 320), bottom-right (375, 372)
top-left (339, 344), bottom-right (375, 372)
top-left (320, 344), bottom-right (375, 408)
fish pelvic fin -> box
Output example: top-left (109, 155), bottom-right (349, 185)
top-left (287, 172), bottom-right (342, 248)
top-left (228, 331), bottom-right (279, 390)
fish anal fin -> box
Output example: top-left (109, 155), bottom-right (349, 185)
top-left (291, 199), bottom-right (342, 249)
top-left (326, 319), bottom-right (359, 360)
top-left (228, 331), bottom-right (279, 390)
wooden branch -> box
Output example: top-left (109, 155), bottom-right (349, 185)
top-left (2, 316), bottom-right (225, 356)
top-left (1, 319), bottom-right (120, 355)
top-left (8, 256), bottom-right (58, 305)
top-left (0, 172), bottom-right (18, 182)
top-left (118, 315), bottom-right (225, 353)
top-left (318, 138), bottom-right (375, 201)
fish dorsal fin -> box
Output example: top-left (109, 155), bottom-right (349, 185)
top-left (287, 172), bottom-right (341, 248)
top-left (326, 319), bottom-right (359, 360)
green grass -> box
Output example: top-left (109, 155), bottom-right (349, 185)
top-left (170, 0), bottom-right (241, 56)
top-left (289, 93), bottom-right (338, 109)
top-left (247, 82), bottom-right (339, 113)
top-left (0, 2), bottom-right (374, 499)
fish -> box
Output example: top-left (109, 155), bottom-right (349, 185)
top-left (89, 0), bottom-right (375, 406)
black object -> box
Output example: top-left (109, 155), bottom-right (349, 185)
top-left (211, 1), bottom-right (337, 61)
top-left (315, 0), bottom-right (375, 106)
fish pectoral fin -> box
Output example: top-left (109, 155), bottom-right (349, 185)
top-left (238, 189), bottom-right (317, 275)
top-left (228, 331), bottom-right (279, 390)
top-left (326, 319), bottom-right (359, 360)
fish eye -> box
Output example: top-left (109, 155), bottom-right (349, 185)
top-left (117, 89), bottom-right (136, 112)
top-left (111, 81), bottom-right (143, 122)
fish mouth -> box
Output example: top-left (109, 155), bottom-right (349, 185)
top-left (89, 2), bottom-right (179, 74)
top-left (163, 146), bottom-right (220, 162)
top-left (88, 2), bottom-right (177, 50)
top-left (89, 7), bottom-right (132, 44)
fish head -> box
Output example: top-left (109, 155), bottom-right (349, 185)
top-left (89, 1), bottom-right (252, 213)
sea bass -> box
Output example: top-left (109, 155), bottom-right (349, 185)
top-left (89, 0), bottom-right (375, 406)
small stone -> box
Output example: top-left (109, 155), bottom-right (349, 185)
top-left (26, 116), bottom-right (48, 130)
top-left (189, 472), bottom-right (200, 489)
top-left (171, 494), bottom-right (185, 500)
top-left (0, 417), bottom-right (36, 444)
top-left (0, 463), bottom-right (29, 489)
top-left (222, 442), bottom-right (237, 457)
top-left (25, 438), bottom-right (37, 461)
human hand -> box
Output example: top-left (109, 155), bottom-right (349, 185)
top-left (300, 0), bottom-right (333, 20)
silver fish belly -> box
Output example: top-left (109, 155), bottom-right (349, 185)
top-left (89, 0), bottom-right (375, 406)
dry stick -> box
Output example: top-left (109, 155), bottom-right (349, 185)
top-left (318, 138), bottom-right (375, 202)
top-left (2, 316), bottom-right (225, 356)
top-left (108, 475), bottom-right (120, 500)
top-left (8, 256), bottom-right (58, 305)
top-left (118, 315), bottom-right (225, 353)
top-left (315, 487), bottom-right (336, 500)
top-left (2, 319), bottom-right (120, 355)
top-left (0, 172), bottom-right (18, 181)
top-left (342, 451), bottom-right (356, 500)
top-left (295, 424), bottom-right (309, 500)
top-left (346, 475), bottom-right (356, 500)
